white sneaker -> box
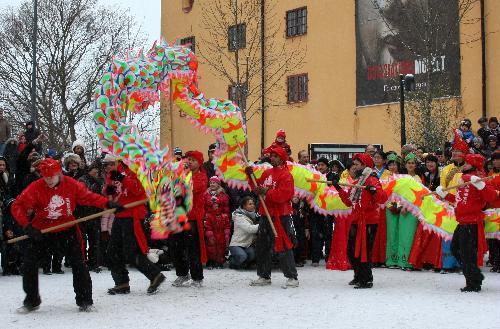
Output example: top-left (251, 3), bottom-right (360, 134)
top-left (190, 280), bottom-right (203, 288)
top-left (281, 278), bottom-right (299, 289)
top-left (249, 277), bottom-right (271, 286)
top-left (172, 275), bottom-right (191, 287)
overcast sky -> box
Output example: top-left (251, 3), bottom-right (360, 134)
top-left (0, 0), bottom-right (161, 46)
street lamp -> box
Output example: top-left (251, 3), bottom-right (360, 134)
top-left (399, 73), bottom-right (415, 146)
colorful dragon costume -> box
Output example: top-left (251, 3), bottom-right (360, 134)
top-left (94, 40), bottom-right (499, 240)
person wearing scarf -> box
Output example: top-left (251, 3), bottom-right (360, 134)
top-left (436, 154), bottom-right (497, 292)
top-left (333, 153), bottom-right (388, 289)
top-left (229, 196), bottom-right (259, 269)
top-left (245, 146), bottom-right (298, 289)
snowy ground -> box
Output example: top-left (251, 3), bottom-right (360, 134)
top-left (0, 263), bottom-right (499, 329)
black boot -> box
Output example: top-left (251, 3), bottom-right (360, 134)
top-left (348, 278), bottom-right (359, 286)
top-left (147, 273), bottom-right (166, 294)
top-left (354, 282), bottom-right (373, 289)
top-left (108, 283), bottom-right (130, 295)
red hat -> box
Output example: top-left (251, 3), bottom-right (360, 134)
top-left (353, 153), bottom-right (374, 168)
top-left (464, 154), bottom-right (485, 172)
top-left (270, 146), bottom-right (288, 162)
top-left (185, 150), bottom-right (204, 165)
top-left (452, 129), bottom-right (470, 154)
top-left (276, 129), bottom-right (286, 139)
top-left (209, 176), bottom-right (221, 184)
top-left (37, 158), bottom-right (62, 177)
top-left (261, 147), bottom-right (272, 156)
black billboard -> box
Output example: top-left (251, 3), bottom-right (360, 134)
top-left (355, 0), bottom-right (461, 106)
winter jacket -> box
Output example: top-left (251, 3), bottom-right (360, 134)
top-left (204, 188), bottom-right (231, 263)
top-left (3, 138), bottom-right (19, 175)
top-left (251, 163), bottom-right (295, 252)
top-left (0, 118), bottom-right (11, 143)
top-left (11, 175), bottom-right (108, 231)
top-left (187, 168), bottom-right (208, 263)
top-left (229, 208), bottom-right (259, 248)
top-left (336, 173), bottom-right (388, 262)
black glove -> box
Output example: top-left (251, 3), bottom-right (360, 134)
top-left (332, 181), bottom-right (341, 191)
top-left (244, 166), bottom-right (254, 176)
top-left (105, 185), bottom-right (117, 195)
top-left (106, 201), bottom-right (125, 213)
top-left (365, 185), bottom-right (377, 195)
top-left (25, 224), bottom-right (43, 242)
top-left (110, 170), bottom-right (125, 182)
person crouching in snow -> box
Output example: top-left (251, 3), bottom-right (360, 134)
top-left (435, 154), bottom-right (497, 292)
top-left (245, 146), bottom-right (299, 289)
top-left (333, 153), bottom-right (388, 289)
top-left (204, 176), bottom-right (231, 269)
top-left (11, 158), bottom-right (121, 313)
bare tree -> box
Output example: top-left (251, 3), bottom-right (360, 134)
top-left (0, 0), bottom-right (144, 152)
top-left (197, 0), bottom-right (306, 128)
top-left (372, 0), bottom-right (480, 150)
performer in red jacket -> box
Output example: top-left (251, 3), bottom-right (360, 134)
top-left (103, 160), bottom-right (166, 296)
top-left (246, 146), bottom-right (299, 289)
top-left (170, 150), bottom-right (208, 288)
top-left (11, 158), bottom-right (114, 313)
top-left (334, 153), bottom-right (388, 289)
top-left (436, 154), bottom-right (497, 292)
top-left (204, 176), bottom-right (231, 268)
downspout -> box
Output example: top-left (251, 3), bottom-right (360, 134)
top-left (260, 0), bottom-right (266, 150)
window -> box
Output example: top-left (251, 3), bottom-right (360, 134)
top-left (287, 74), bottom-right (308, 103)
top-left (180, 36), bottom-right (195, 53)
top-left (228, 23), bottom-right (246, 51)
top-left (286, 7), bottom-right (307, 37)
top-left (228, 83), bottom-right (248, 109)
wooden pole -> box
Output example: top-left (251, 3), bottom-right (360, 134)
top-left (306, 178), bottom-right (362, 188)
top-left (8, 198), bottom-right (148, 244)
top-left (234, 139), bottom-right (277, 237)
top-left (423, 175), bottom-right (494, 198)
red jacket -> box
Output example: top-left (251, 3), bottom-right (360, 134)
top-left (12, 175), bottom-right (108, 231)
top-left (337, 173), bottom-right (388, 262)
top-left (103, 164), bottom-right (149, 254)
top-left (444, 173), bottom-right (497, 266)
top-left (204, 189), bottom-right (231, 264)
top-left (336, 174), bottom-right (387, 225)
top-left (103, 164), bottom-right (147, 220)
top-left (252, 164), bottom-right (295, 252)
top-left (444, 174), bottom-right (497, 224)
top-left (188, 169), bottom-right (208, 263)
top-left (487, 171), bottom-right (499, 208)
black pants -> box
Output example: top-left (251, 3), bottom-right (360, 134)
top-left (108, 218), bottom-right (161, 285)
top-left (292, 214), bottom-right (306, 263)
top-left (41, 235), bottom-right (64, 272)
top-left (81, 220), bottom-right (100, 269)
top-left (487, 238), bottom-right (500, 269)
top-left (451, 224), bottom-right (484, 288)
top-left (170, 220), bottom-right (203, 281)
top-left (347, 224), bottom-right (377, 284)
top-left (310, 214), bottom-right (333, 263)
top-left (22, 229), bottom-right (92, 307)
top-left (256, 215), bottom-right (298, 280)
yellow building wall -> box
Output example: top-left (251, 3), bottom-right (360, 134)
top-left (161, 0), bottom-right (498, 160)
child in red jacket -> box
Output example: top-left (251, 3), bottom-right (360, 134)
top-left (204, 176), bottom-right (231, 268)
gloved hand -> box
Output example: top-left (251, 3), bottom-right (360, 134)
top-left (365, 185), bottom-right (377, 194)
top-left (244, 166), bottom-right (254, 176)
top-left (106, 201), bottom-right (125, 213)
top-left (388, 202), bottom-right (400, 215)
top-left (109, 170), bottom-right (125, 182)
top-left (435, 186), bottom-right (448, 198)
top-left (105, 185), bottom-right (117, 196)
top-left (254, 186), bottom-right (268, 196)
top-left (470, 176), bottom-right (486, 190)
top-left (332, 181), bottom-right (341, 191)
top-left (25, 224), bottom-right (42, 242)
top-left (146, 249), bottom-right (164, 263)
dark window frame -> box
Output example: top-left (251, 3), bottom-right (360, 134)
top-left (228, 82), bottom-right (248, 109)
top-left (286, 7), bottom-right (307, 38)
top-left (228, 23), bottom-right (246, 51)
top-left (287, 73), bottom-right (308, 103)
top-left (180, 36), bottom-right (196, 53)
